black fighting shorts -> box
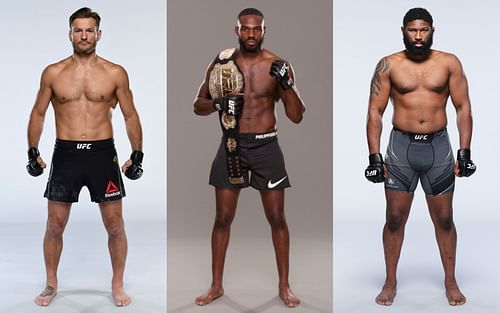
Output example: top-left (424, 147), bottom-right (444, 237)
top-left (44, 139), bottom-right (126, 203)
top-left (209, 131), bottom-right (291, 190)
top-left (385, 128), bottom-right (455, 196)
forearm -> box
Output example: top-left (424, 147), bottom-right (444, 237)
top-left (27, 112), bottom-right (45, 148)
top-left (456, 106), bottom-right (473, 149)
top-left (366, 112), bottom-right (383, 154)
top-left (193, 97), bottom-right (216, 116)
top-left (282, 88), bottom-right (305, 123)
top-left (125, 113), bottom-right (143, 151)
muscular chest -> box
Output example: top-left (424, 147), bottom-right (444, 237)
top-left (237, 60), bottom-right (276, 97)
top-left (391, 64), bottom-right (449, 94)
top-left (52, 68), bottom-right (116, 103)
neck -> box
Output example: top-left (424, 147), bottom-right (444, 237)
top-left (238, 47), bottom-right (263, 59)
top-left (405, 49), bottom-right (431, 62)
top-left (72, 51), bottom-right (98, 65)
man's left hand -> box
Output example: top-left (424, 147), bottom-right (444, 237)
top-left (270, 60), bottom-right (294, 90)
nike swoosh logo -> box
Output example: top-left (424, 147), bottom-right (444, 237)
top-left (267, 176), bottom-right (287, 189)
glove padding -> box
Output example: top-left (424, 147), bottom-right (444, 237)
top-left (213, 95), bottom-right (244, 116)
top-left (365, 153), bottom-right (385, 183)
top-left (457, 149), bottom-right (476, 177)
top-left (125, 151), bottom-right (144, 180)
top-left (27, 147), bottom-right (43, 177)
top-left (270, 59), bottom-right (294, 90)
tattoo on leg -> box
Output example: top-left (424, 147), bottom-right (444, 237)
top-left (370, 57), bottom-right (390, 96)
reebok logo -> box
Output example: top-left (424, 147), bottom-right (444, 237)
top-left (77, 143), bottom-right (92, 149)
top-left (105, 180), bottom-right (121, 198)
top-left (267, 176), bottom-right (287, 189)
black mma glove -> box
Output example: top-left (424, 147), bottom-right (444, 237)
top-left (213, 95), bottom-right (244, 116)
top-left (365, 153), bottom-right (385, 183)
top-left (27, 147), bottom-right (43, 177)
top-left (457, 149), bottom-right (476, 177)
top-left (125, 151), bottom-right (144, 180)
top-left (270, 60), bottom-right (294, 90)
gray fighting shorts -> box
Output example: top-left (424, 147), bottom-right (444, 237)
top-left (385, 128), bottom-right (455, 196)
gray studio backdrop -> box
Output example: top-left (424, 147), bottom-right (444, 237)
top-left (1, 0), bottom-right (166, 223)
top-left (167, 0), bottom-right (332, 308)
top-left (334, 0), bottom-right (500, 312)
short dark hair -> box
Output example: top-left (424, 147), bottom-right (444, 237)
top-left (69, 7), bottom-right (101, 28)
top-left (238, 8), bottom-right (264, 19)
top-left (403, 8), bottom-right (433, 27)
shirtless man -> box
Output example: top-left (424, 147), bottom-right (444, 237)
top-left (365, 8), bottom-right (476, 306)
top-left (27, 7), bottom-right (143, 307)
top-left (193, 8), bottom-right (305, 308)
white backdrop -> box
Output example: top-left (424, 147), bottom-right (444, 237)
top-left (0, 0), bottom-right (166, 222)
top-left (334, 1), bottom-right (500, 312)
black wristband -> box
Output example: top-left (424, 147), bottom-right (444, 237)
top-left (369, 153), bottom-right (383, 164)
top-left (28, 147), bottom-right (40, 159)
top-left (457, 149), bottom-right (471, 160)
top-left (130, 151), bottom-right (144, 164)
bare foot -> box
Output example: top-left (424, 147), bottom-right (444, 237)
top-left (279, 287), bottom-right (300, 308)
top-left (195, 286), bottom-right (224, 306)
top-left (112, 287), bottom-right (131, 307)
top-left (35, 286), bottom-right (57, 306)
top-left (446, 283), bottom-right (466, 306)
top-left (375, 283), bottom-right (397, 306)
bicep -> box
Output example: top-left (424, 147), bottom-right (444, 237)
top-left (32, 71), bottom-right (53, 115)
top-left (197, 62), bottom-right (215, 99)
top-left (368, 58), bottom-right (391, 113)
top-left (448, 59), bottom-right (470, 107)
top-left (115, 69), bottom-right (137, 116)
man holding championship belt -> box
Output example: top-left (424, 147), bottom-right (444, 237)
top-left (27, 7), bottom-right (143, 307)
top-left (365, 8), bottom-right (475, 306)
top-left (193, 8), bottom-right (305, 308)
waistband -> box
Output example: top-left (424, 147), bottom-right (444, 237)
top-left (240, 130), bottom-right (278, 141)
top-left (393, 127), bottom-right (446, 143)
top-left (54, 138), bottom-right (115, 152)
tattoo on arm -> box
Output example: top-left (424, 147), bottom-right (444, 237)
top-left (370, 58), bottom-right (390, 96)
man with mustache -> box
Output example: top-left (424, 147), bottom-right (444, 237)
top-left (365, 7), bottom-right (475, 306)
top-left (27, 7), bottom-right (143, 307)
top-left (193, 7), bottom-right (305, 308)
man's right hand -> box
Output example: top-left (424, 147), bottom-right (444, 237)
top-left (213, 95), bottom-right (244, 116)
top-left (27, 147), bottom-right (46, 177)
top-left (365, 153), bottom-right (385, 183)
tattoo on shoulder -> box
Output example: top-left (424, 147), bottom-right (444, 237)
top-left (370, 58), bottom-right (390, 96)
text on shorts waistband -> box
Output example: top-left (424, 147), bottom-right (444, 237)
top-left (55, 138), bottom-right (115, 151)
top-left (393, 127), bottom-right (446, 143)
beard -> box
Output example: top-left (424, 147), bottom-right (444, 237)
top-left (72, 40), bottom-right (97, 55)
top-left (239, 37), bottom-right (263, 53)
top-left (403, 32), bottom-right (433, 58)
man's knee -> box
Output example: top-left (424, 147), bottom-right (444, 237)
top-left (386, 213), bottom-right (405, 232)
top-left (46, 221), bottom-right (65, 238)
top-left (436, 215), bottom-right (454, 231)
top-left (214, 210), bottom-right (235, 228)
top-left (104, 221), bottom-right (125, 238)
top-left (265, 208), bottom-right (286, 229)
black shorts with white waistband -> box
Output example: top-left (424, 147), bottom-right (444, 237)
top-left (44, 139), bottom-right (126, 203)
top-left (209, 131), bottom-right (291, 190)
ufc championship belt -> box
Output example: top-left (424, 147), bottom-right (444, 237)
top-left (209, 48), bottom-right (245, 185)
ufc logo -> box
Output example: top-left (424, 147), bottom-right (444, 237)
top-left (366, 170), bottom-right (377, 176)
top-left (279, 63), bottom-right (289, 76)
top-left (228, 100), bottom-right (235, 115)
top-left (414, 135), bottom-right (428, 140)
top-left (76, 143), bottom-right (92, 149)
